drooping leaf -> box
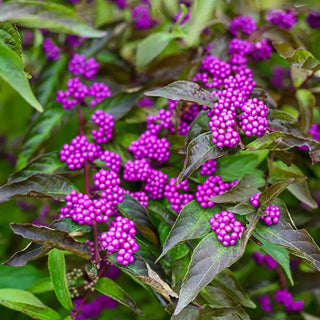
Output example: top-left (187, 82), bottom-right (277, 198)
top-left (117, 193), bottom-right (158, 245)
top-left (296, 89), bottom-right (315, 135)
top-left (145, 81), bottom-right (218, 108)
top-left (50, 217), bottom-right (92, 237)
top-left (0, 22), bottom-right (22, 56)
top-left (16, 104), bottom-right (65, 169)
top-left (255, 235), bottom-right (294, 285)
top-left (4, 242), bottom-right (50, 267)
top-left (48, 249), bottom-right (73, 310)
top-left (10, 223), bottom-right (90, 260)
top-left (287, 182), bottom-right (318, 209)
top-left (136, 32), bottom-right (175, 68)
top-left (211, 174), bottom-right (264, 204)
top-left (174, 214), bottom-right (259, 314)
top-left (37, 54), bottom-right (69, 106)
top-left (248, 131), bottom-right (320, 164)
top-left (0, 1), bottom-right (106, 38)
top-left (0, 40), bottom-right (42, 112)
top-left (0, 173), bottom-right (77, 203)
top-left (98, 90), bottom-right (143, 120)
top-left (258, 179), bottom-right (294, 210)
top-left (157, 200), bottom-right (213, 261)
top-left (94, 277), bottom-right (143, 315)
top-left (185, 110), bottom-right (209, 146)
top-left (178, 132), bottom-right (228, 183)
top-left (0, 288), bottom-right (61, 320)
top-left (255, 202), bottom-right (320, 271)
top-left (9, 152), bottom-right (66, 184)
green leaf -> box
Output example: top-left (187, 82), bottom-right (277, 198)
top-left (157, 200), bottom-right (213, 261)
top-left (9, 223), bottom-right (91, 260)
top-left (287, 182), bottom-right (318, 209)
top-left (174, 214), bottom-right (259, 314)
top-left (0, 173), bottom-right (77, 203)
top-left (201, 305), bottom-right (250, 319)
top-left (0, 40), bottom-right (42, 112)
top-left (28, 277), bottom-right (53, 294)
top-left (227, 203), bottom-right (256, 215)
top-left (258, 179), bottom-right (294, 210)
top-left (178, 132), bottom-right (228, 183)
top-left (48, 249), bottom-right (73, 310)
top-left (117, 193), bottom-right (158, 245)
top-left (136, 32), bottom-right (175, 68)
top-left (0, 1), bottom-right (106, 38)
top-left (37, 54), bottom-right (69, 106)
top-left (16, 104), bottom-right (65, 169)
top-left (170, 309), bottom-right (199, 320)
top-left (145, 81), bottom-right (218, 108)
top-left (255, 202), bottom-right (320, 271)
top-left (9, 152), bottom-right (66, 184)
top-left (50, 217), bottom-right (92, 237)
top-left (185, 110), bottom-right (209, 146)
top-left (211, 174), bottom-right (264, 204)
top-left (4, 242), bottom-right (50, 267)
top-left (98, 90), bottom-right (143, 120)
top-left (94, 277), bottom-right (143, 315)
top-left (184, 0), bottom-right (217, 47)
top-left (0, 22), bottom-right (22, 56)
top-left (148, 200), bottom-right (177, 226)
top-left (268, 160), bottom-right (306, 184)
top-left (255, 235), bottom-right (294, 286)
top-left (296, 89), bottom-right (315, 135)
top-left (0, 288), bottom-right (61, 320)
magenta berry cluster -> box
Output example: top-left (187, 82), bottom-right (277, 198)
top-left (143, 169), bottom-right (168, 200)
top-left (128, 131), bottom-right (170, 162)
top-left (43, 38), bottom-right (60, 60)
top-left (306, 10), bottom-right (320, 28)
top-left (196, 176), bottom-right (238, 208)
top-left (68, 54), bottom-right (99, 79)
top-left (249, 193), bottom-right (281, 225)
top-left (132, 4), bottom-right (156, 30)
top-left (91, 109), bottom-right (114, 144)
top-left (100, 216), bottom-right (139, 265)
top-left (60, 135), bottom-right (101, 169)
top-left (209, 211), bottom-right (245, 246)
top-left (59, 190), bottom-right (113, 225)
top-left (99, 150), bottom-right (122, 173)
top-left (164, 178), bottom-right (194, 213)
top-left (266, 9), bottom-right (297, 29)
top-left (123, 159), bottom-right (151, 182)
top-left (259, 295), bottom-right (273, 312)
top-left (200, 159), bottom-right (218, 176)
top-left (274, 289), bottom-right (304, 312)
top-left (147, 109), bottom-right (174, 135)
top-left (125, 190), bottom-right (149, 207)
top-left (93, 169), bottom-right (124, 206)
top-left (229, 15), bottom-right (257, 36)
top-left (88, 82), bottom-right (111, 107)
top-left (252, 251), bottom-right (278, 269)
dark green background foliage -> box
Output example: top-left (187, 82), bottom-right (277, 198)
top-left (0, 0), bottom-right (320, 319)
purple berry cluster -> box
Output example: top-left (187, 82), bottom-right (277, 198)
top-left (123, 159), bottom-right (151, 182)
top-left (200, 159), bottom-right (217, 176)
top-left (209, 211), bottom-right (245, 246)
top-left (138, 97), bottom-right (154, 108)
top-left (60, 135), bottom-right (101, 170)
top-left (125, 190), bottom-right (149, 207)
top-left (252, 251), bottom-right (278, 269)
top-left (128, 131), bottom-right (170, 162)
top-left (249, 193), bottom-right (281, 225)
top-left (238, 98), bottom-right (268, 137)
top-left (274, 289), bottom-right (304, 312)
top-left (229, 15), bottom-right (257, 36)
top-left (259, 295), bottom-right (273, 312)
top-left (266, 9), bottom-right (297, 29)
top-left (132, 4), bottom-right (156, 30)
top-left (93, 169), bottom-right (124, 206)
top-left (143, 169), bottom-right (168, 200)
top-left (59, 190), bottom-right (114, 225)
top-left (100, 216), bottom-right (139, 265)
top-left (196, 176), bottom-right (238, 208)
top-left (91, 110), bottom-right (114, 144)
top-left (68, 54), bottom-right (99, 80)
top-left (306, 10), bottom-right (320, 28)
top-left (99, 150), bottom-right (121, 173)
top-left (164, 178), bottom-right (194, 213)
top-left (87, 82), bottom-right (111, 107)
top-left (43, 38), bottom-right (60, 60)
top-left (147, 109), bottom-right (174, 135)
